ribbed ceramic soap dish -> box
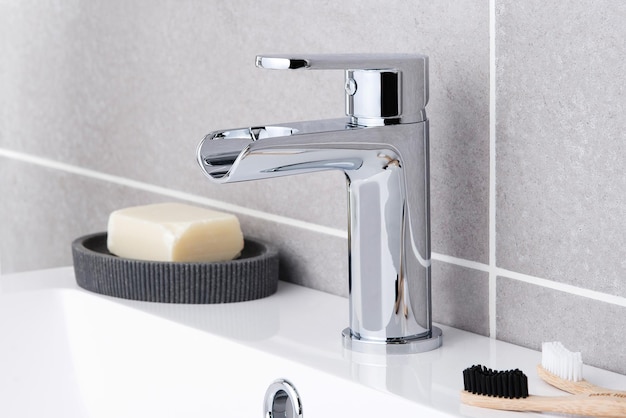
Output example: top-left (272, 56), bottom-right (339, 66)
top-left (72, 232), bottom-right (279, 303)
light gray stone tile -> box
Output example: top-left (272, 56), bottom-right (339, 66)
top-left (496, 1), bottom-right (626, 296)
top-left (432, 261), bottom-right (489, 336)
top-left (497, 276), bottom-right (626, 375)
top-left (1, 0), bottom-right (489, 263)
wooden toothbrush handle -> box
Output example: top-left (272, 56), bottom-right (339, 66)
top-left (461, 391), bottom-right (626, 417)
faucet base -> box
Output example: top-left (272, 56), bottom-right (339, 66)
top-left (341, 327), bottom-right (442, 355)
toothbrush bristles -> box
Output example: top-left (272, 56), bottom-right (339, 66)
top-left (541, 341), bottom-right (583, 382)
top-left (463, 365), bottom-right (529, 399)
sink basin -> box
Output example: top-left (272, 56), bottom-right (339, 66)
top-left (1, 267), bottom-right (624, 417)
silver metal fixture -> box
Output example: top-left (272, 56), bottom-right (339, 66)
top-left (263, 379), bottom-right (303, 418)
top-left (197, 54), bottom-right (442, 354)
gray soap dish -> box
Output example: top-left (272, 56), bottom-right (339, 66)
top-left (72, 232), bottom-right (279, 304)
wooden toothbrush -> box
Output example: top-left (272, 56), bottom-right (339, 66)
top-left (539, 341), bottom-right (626, 395)
top-left (461, 365), bottom-right (626, 417)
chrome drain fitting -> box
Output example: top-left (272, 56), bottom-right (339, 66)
top-left (263, 379), bottom-right (303, 418)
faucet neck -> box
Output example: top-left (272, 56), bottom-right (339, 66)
top-left (341, 120), bottom-right (440, 353)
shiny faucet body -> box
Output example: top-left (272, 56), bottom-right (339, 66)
top-left (197, 54), bottom-right (442, 353)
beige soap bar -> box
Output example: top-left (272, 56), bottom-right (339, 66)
top-left (107, 202), bottom-right (244, 262)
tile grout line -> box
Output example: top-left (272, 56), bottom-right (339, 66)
top-left (489, 0), bottom-right (498, 339)
top-left (0, 148), bottom-right (347, 239)
top-left (431, 252), bottom-right (626, 308)
top-left (432, 252), bottom-right (489, 273)
top-left (497, 267), bottom-right (626, 308)
top-left (3, 149), bottom-right (625, 309)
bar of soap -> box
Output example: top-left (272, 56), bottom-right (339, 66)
top-left (107, 202), bottom-right (244, 262)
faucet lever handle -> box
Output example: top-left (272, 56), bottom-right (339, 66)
top-left (255, 54), bottom-right (428, 126)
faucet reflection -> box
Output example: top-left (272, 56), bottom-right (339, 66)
top-left (197, 54), bottom-right (442, 354)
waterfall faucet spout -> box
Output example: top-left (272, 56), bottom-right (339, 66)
top-left (197, 54), bottom-right (442, 354)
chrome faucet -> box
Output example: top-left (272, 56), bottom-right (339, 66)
top-left (197, 54), bottom-right (442, 354)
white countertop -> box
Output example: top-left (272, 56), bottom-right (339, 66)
top-left (1, 267), bottom-right (624, 417)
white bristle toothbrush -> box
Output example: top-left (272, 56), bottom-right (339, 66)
top-left (538, 341), bottom-right (625, 395)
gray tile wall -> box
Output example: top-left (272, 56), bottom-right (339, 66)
top-left (1, 1), bottom-right (624, 374)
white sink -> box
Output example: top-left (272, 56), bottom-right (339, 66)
top-left (1, 267), bottom-right (624, 417)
